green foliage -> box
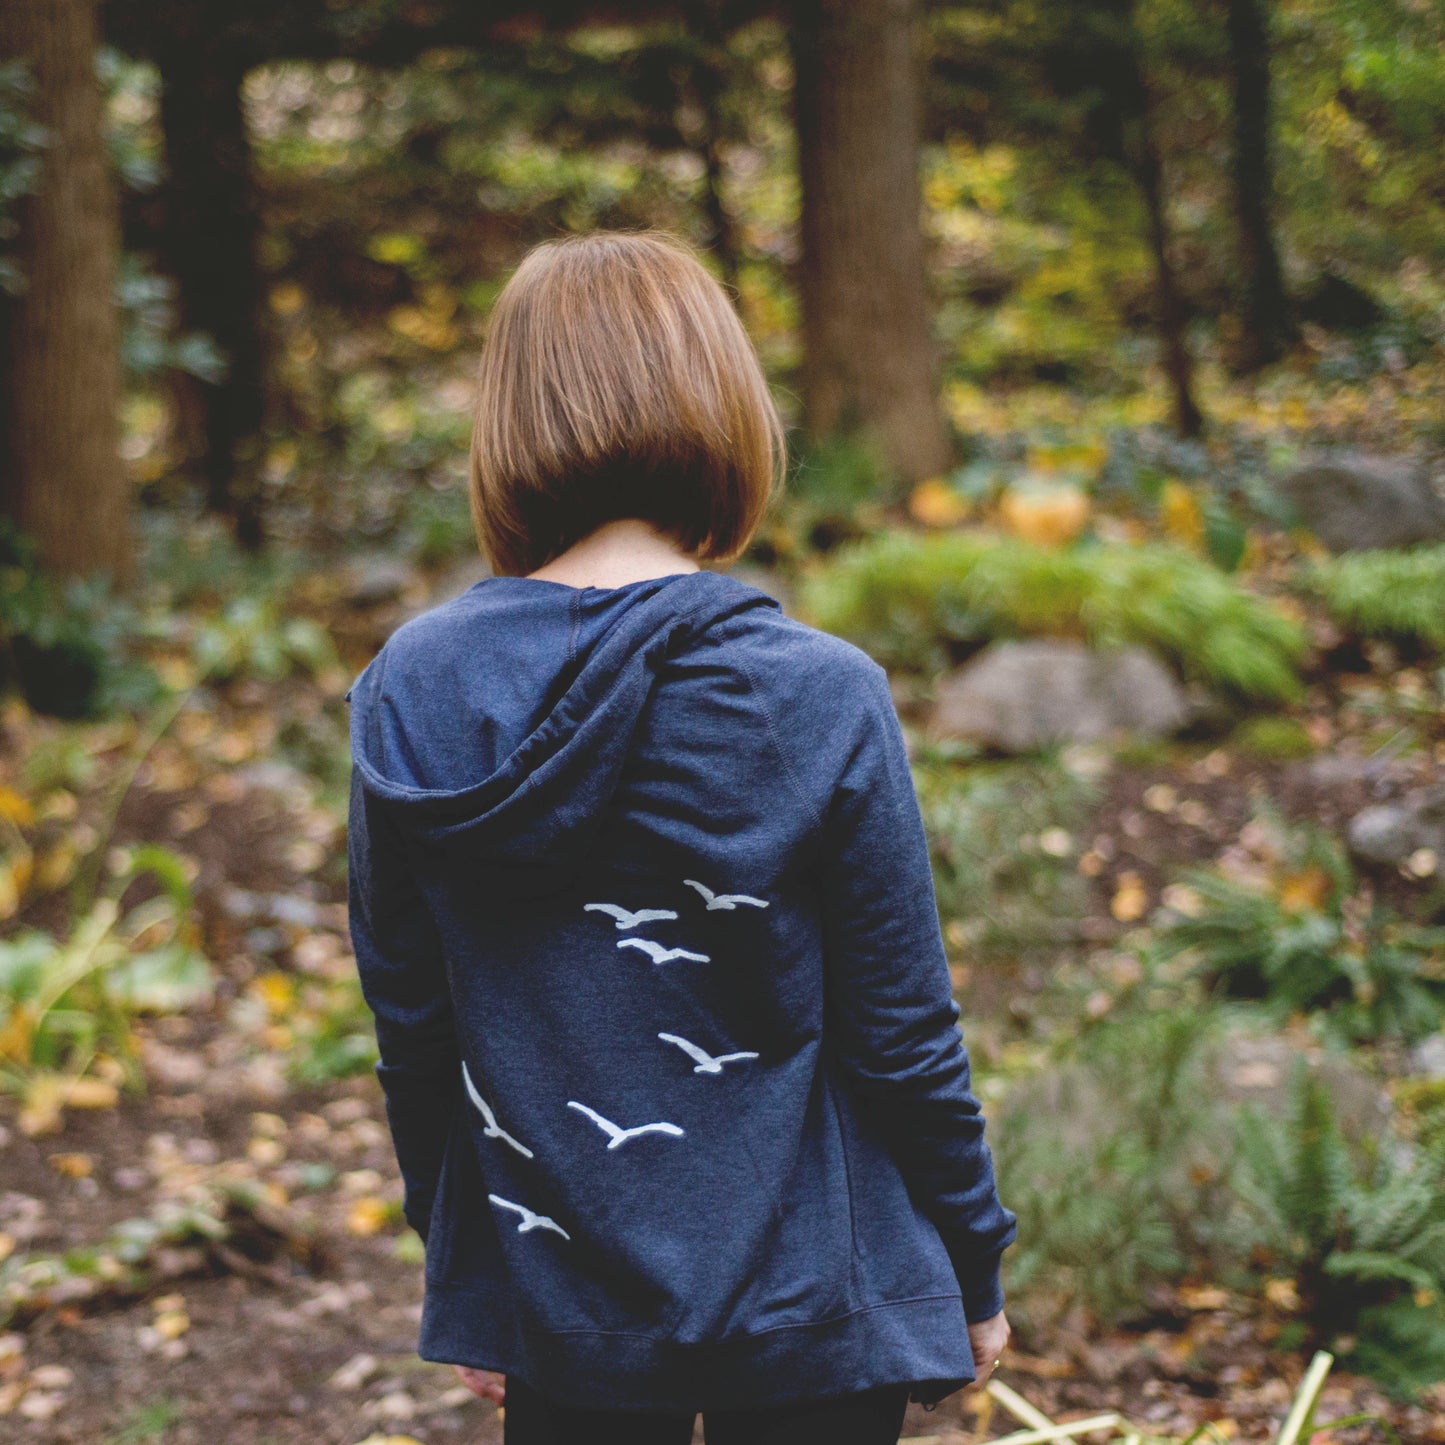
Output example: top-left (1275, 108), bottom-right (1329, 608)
top-left (286, 974), bottom-right (379, 1084)
top-left (109, 1397), bottom-right (185, 1444)
top-left (915, 756), bottom-right (1096, 966)
top-left (1230, 715), bottom-right (1317, 761)
top-left (0, 61), bottom-right (45, 298)
top-left (0, 844), bottom-right (213, 1095)
top-left (118, 258), bottom-right (226, 385)
top-left (1157, 822), bottom-right (1445, 1044)
top-left (190, 595), bottom-right (338, 684)
top-left (0, 1197), bottom-right (227, 1328)
top-left (993, 1006), bottom-right (1248, 1323)
top-left (0, 524), bottom-right (160, 719)
top-left (1238, 1062), bottom-right (1445, 1395)
top-left (799, 530), bottom-right (1306, 702)
top-left (1303, 545), bottom-right (1445, 653)
top-left (758, 431), bottom-right (903, 562)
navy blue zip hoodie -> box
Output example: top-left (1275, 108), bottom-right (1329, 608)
top-left (345, 567), bottom-right (1017, 1412)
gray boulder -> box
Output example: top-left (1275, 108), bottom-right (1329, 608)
top-left (1347, 784), bottom-right (1445, 868)
top-left (929, 640), bottom-right (1189, 753)
top-left (340, 553), bottom-right (416, 607)
top-left (1276, 450), bottom-right (1445, 552)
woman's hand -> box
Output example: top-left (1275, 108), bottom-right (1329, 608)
top-left (966, 1310), bottom-right (1010, 1389)
top-left (453, 1365), bottom-right (506, 1406)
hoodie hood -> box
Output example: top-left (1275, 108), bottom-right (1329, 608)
top-left (347, 568), bottom-right (781, 895)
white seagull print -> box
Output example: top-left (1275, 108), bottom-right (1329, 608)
top-left (461, 1061), bottom-right (534, 1159)
top-left (617, 938), bottom-right (711, 964)
top-left (657, 1032), bottom-right (760, 1075)
top-left (683, 879), bottom-right (769, 911)
top-left (488, 1193), bottom-right (571, 1240)
top-left (584, 902), bottom-right (679, 930)
top-left (567, 1100), bottom-right (686, 1149)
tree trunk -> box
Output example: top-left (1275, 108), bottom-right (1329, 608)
top-left (158, 49), bottom-right (266, 549)
top-left (0, 0), bottom-right (128, 582)
top-left (1130, 89), bottom-right (1204, 438)
top-left (1227, 0), bottom-right (1293, 371)
top-left (789, 0), bottom-right (952, 482)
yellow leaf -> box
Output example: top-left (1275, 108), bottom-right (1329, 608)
top-left (0, 787), bottom-right (35, 828)
top-left (0, 1004), bottom-right (35, 1064)
top-left (1110, 872), bottom-right (1149, 923)
top-left (1159, 480), bottom-right (1205, 548)
top-left (998, 482), bottom-right (1090, 548)
top-left (62, 1078), bottom-right (118, 1110)
top-left (346, 1197), bottom-right (391, 1237)
top-left (253, 972), bottom-right (295, 1016)
top-left (32, 842), bottom-right (78, 891)
top-left (0, 1232), bottom-right (14, 1263)
top-left (48, 1152), bottom-right (93, 1179)
top-left (269, 282), bottom-right (306, 316)
top-left (1277, 867), bottom-right (1330, 915)
top-left (906, 478), bottom-right (971, 529)
top-left (153, 1309), bottom-right (190, 1340)
top-left (1265, 1277), bottom-right (1301, 1311)
top-left (1178, 1284), bottom-right (1230, 1310)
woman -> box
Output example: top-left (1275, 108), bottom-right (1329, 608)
top-left (346, 229), bottom-right (1016, 1445)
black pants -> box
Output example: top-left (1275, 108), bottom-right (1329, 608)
top-left (502, 1375), bottom-right (912, 1445)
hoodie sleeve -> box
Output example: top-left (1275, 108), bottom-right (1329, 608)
top-left (816, 659), bottom-right (1017, 1322)
top-left (347, 766), bottom-right (460, 1244)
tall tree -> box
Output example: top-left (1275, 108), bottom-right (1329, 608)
top-left (0, 0), bottom-right (129, 581)
top-left (789, 0), bottom-right (952, 482)
top-left (156, 43), bottom-right (266, 549)
top-left (1226, 0), bottom-right (1293, 371)
top-left (1072, 0), bottom-right (1203, 438)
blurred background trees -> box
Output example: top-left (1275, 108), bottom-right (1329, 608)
top-left (5, 0), bottom-right (1438, 569)
top-left (2, 1), bottom-right (1445, 1434)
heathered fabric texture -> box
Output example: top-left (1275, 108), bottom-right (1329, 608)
top-left (345, 568), bottom-right (1017, 1411)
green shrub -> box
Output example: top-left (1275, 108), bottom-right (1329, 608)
top-left (759, 431), bottom-right (903, 560)
top-left (992, 1005), bottom-right (1250, 1323)
top-left (0, 523), bottom-right (159, 718)
top-left (0, 844), bottom-right (213, 1119)
top-left (1156, 822), bottom-right (1445, 1044)
top-left (1303, 544), bottom-right (1445, 652)
top-left (0, 61), bottom-right (45, 297)
top-left (798, 530), bottom-right (1306, 702)
top-left (915, 756), bottom-right (1096, 967)
top-left (1239, 1061), bottom-right (1445, 1395)
top-left (1230, 714), bottom-right (1317, 761)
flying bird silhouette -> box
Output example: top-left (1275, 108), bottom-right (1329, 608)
top-left (584, 903), bottom-right (679, 930)
top-left (682, 879), bottom-right (769, 911)
top-left (488, 1193), bottom-right (570, 1240)
top-left (567, 1100), bottom-right (686, 1149)
top-left (657, 1032), bottom-right (760, 1075)
top-left (461, 1061), bottom-right (534, 1159)
top-left (617, 938), bottom-right (711, 964)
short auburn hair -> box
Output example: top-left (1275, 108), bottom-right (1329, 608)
top-left (469, 229), bottom-right (786, 576)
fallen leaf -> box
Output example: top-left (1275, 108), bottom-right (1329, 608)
top-left (47, 1152), bottom-right (94, 1180)
top-left (0, 787), bottom-right (36, 828)
top-left (1264, 1277), bottom-right (1301, 1311)
top-left (331, 1353), bottom-right (379, 1390)
top-left (1110, 872), bottom-right (1149, 923)
top-left (1277, 867), bottom-right (1330, 914)
top-left (347, 1197), bottom-right (391, 1237)
top-left (907, 477), bottom-right (971, 528)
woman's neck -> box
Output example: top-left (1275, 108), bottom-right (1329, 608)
top-left (524, 518), bottom-right (701, 590)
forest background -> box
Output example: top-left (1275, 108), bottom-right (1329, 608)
top-left (2, 1), bottom-right (1445, 1441)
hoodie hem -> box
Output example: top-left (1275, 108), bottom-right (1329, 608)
top-left (417, 1283), bottom-right (977, 1412)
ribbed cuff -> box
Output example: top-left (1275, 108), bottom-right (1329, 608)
top-left (956, 1259), bottom-right (1005, 1323)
